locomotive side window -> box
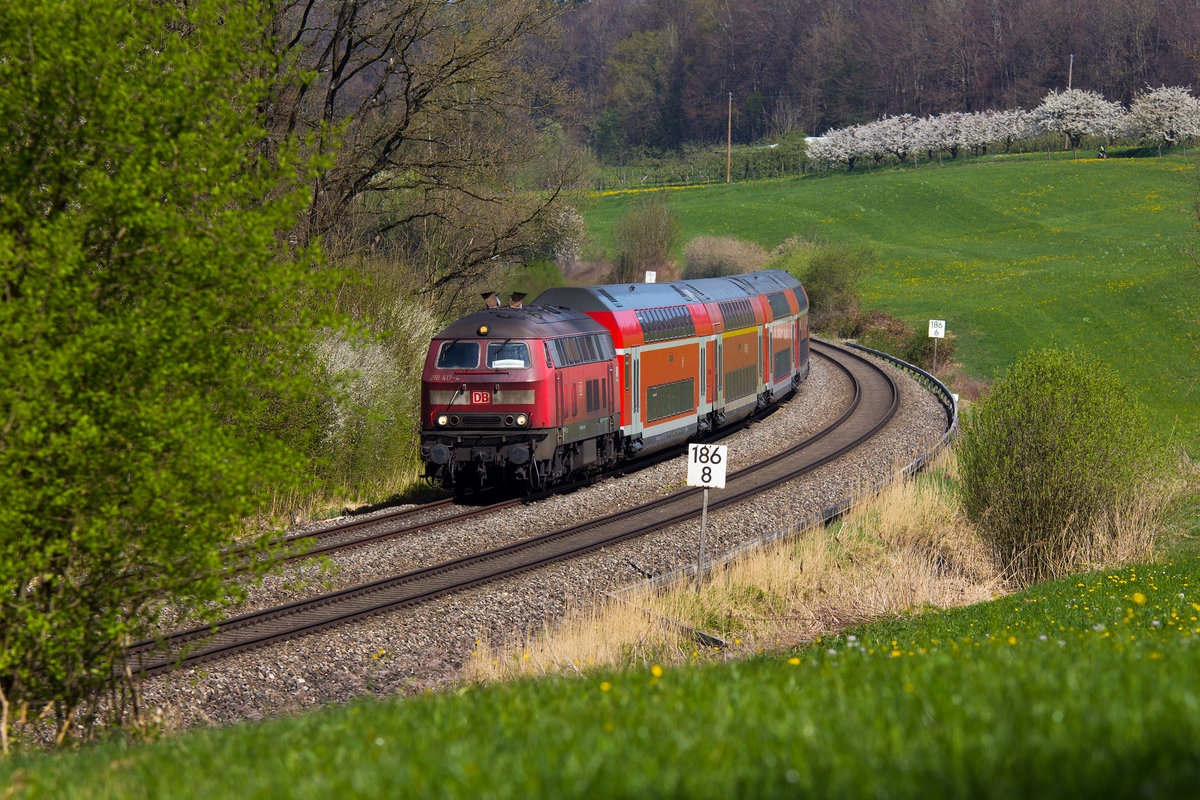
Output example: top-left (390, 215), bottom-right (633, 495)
top-left (436, 341), bottom-right (480, 369)
top-left (487, 341), bottom-right (531, 369)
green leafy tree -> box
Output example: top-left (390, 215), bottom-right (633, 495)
top-left (0, 1), bottom-right (334, 749)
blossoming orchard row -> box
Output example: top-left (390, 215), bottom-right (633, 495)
top-left (807, 87), bottom-right (1200, 169)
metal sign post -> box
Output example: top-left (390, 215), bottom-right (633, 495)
top-left (928, 319), bottom-right (946, 374)
top-left (687, 443), bottom-right (727, 592)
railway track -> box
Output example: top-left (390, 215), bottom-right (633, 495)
top-left (226, 381), bottom-right (801, 571)
top-left (126, 340), bottom-right (896, 676)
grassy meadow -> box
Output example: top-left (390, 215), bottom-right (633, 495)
top-left (7, 555), bottom-right (1200, 798)
top-left (585, 154), bottom-right (1200, 455)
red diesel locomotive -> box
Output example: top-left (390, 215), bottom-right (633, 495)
top-left (419, 269), bottom-right (810, 492)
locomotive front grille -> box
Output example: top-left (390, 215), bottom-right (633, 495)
top-left (461, 414), bottom-right (503, 426)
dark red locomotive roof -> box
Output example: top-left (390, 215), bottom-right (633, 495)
top-left (432, 305), bottom-right (609, 340)
top-left (531, 269), bottom-right (806, 314)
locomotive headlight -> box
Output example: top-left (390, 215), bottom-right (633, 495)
top-left (436, 413), bottom-right (450, 427)
top-left (515, 413), bottom-right (528, 427)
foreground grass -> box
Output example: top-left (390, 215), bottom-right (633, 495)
top-left (7, 554), bottom-right (1200, 798)
top-left (583, 155), bottom-right (1200, 455)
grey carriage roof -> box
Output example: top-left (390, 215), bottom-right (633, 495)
top-left (530, 269), bottom-right (803, 313)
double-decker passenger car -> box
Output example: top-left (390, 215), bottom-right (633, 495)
top-left (420, 269), bottom-right (809, 492)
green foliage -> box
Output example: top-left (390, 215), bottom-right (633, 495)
top-left (7, 558), bottom-right (1200, 797)
top-left (612, 195), bottom-right (680, 283)
top-left (958, 348), bottom-right (1168, 585)
top-left (767, 237), bottom-right (874, 333)
top-left (681, 236), bottom-right (768, 279)
top-left (0, 0), bottom-right (334, 747)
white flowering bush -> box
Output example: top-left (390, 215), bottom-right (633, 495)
top-left (549, 206), bottom-right (586, 268)
top-left (315, 300), bottom-right (442, 498)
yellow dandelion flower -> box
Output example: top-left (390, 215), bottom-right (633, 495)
top-left (1134, 592), bottom-right (1147, 605)
top-left (600, 681), bottom-right (612, 692)
top-left (890, 650), bottom-right (902, 658)
top-left (1008, 636), bottom-right (1017, 645)
top-left (788, 657), bottom-right (801, 665)
top-left (651, 664), bottom-right (663, 678)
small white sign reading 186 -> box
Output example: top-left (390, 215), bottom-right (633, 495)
top-left (928, 319), bottom-right (946, 339)
top-left (687, 443), bottom-right (727, 488)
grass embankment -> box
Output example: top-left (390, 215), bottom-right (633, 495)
top-left (584, 155), bottom-right (1200, 455)
top-left (7, 552), bottom-right (1200, 798)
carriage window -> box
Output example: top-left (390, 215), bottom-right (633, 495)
top-left (436, 341), bottom-right (479, 369)
top-left (487, 341), bottom-right (531, 369)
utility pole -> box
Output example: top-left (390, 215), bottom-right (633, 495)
top-left (726, 92), bottom-right (732, 184)
top-left (1064, 54), bottom-right (1074, 152)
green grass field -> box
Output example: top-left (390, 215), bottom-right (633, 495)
top-left (7, 557), bottom-right (1200, 798)
top-left (585, 156), bottom-right (1200, 455)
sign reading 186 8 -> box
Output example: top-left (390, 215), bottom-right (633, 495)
top-left (687, 443), bottom-right (728, 488)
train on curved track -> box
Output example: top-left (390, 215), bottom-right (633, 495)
top-left (419, 269), bottom-right (810, 493)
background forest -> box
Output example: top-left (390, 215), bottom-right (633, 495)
top-left (554, 0), bottom-right (1200, 154)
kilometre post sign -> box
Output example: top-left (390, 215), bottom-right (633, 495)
top-left (687, 443), bottom-right (727, 488)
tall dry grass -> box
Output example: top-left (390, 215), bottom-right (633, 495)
top-left (681, 236), bottom-right (769, 279)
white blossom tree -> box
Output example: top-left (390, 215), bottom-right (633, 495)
top-left (873, 114), bottom-right (920, 163)
top-left (808, 126), bottom-right (872, 171)
top-left (1033, 89), bottom-right (1126, 155)
top-left (982, 109), bottom-right (1036, 153)
top-left (1127, 86), bottom-right (1200, 155)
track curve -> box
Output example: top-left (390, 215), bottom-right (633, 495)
top-left (126, 341), bottom-right (896, 675)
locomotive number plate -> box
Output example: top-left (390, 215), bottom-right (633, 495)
top-left (471, 391), bottom-right (490, 404)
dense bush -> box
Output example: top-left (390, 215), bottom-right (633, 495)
top-left (957, 348), bottom-right (1168, 586)
top-left (682, 236), bottom-right (769, 279)
top-left (856, 311), bottom-right (957, 374)
top-left (768, 237), bottom-right (874, 334)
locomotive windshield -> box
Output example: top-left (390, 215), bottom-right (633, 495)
top-left (436, 341), bottom-right (479, 369)
top-left (486, 341), bottom-right (531, 369)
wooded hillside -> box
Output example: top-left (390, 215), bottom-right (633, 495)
top-left (548, 0), bottom-right (1199, 154)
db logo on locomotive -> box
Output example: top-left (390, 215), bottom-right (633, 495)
top-left (470, 391), bottom-right (490, 404)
